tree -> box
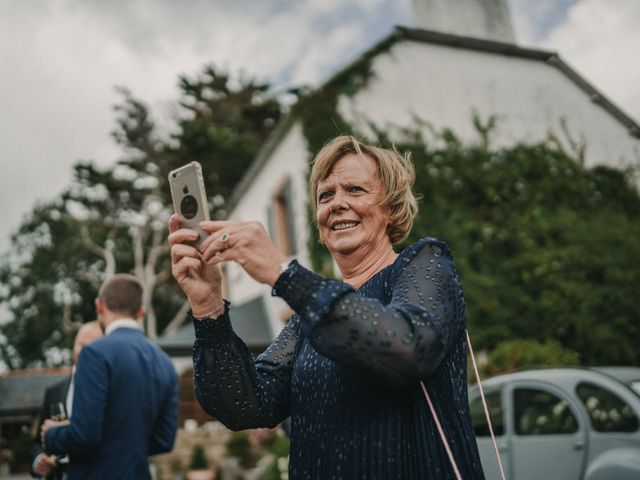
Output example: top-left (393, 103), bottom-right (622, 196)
top-left (0, 200), bottom-right (91, 367)
top-left (486, 339), bottom-right (579, 375)
top-left (302, 118), bottom-right (640, 366)
top-left (171, 66), bottom-right (282, 218)
top-left (0, 90), bottom-right (175, 367)
top-left (394, 127), bottom-right (640, 365)
top-left (0, 66), bottom-right (282, 368)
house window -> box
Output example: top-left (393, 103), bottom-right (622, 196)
top-left (267, 178), bottom-right (297, 256)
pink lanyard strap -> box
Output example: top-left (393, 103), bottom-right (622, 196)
top-left (420, 330), bottom-right (507, 480)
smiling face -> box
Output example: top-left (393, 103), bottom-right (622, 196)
top-left (316, 153), bottom-right (392, 256)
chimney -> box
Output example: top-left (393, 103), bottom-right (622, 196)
top-left (411, 0), bottom-right (515, 43)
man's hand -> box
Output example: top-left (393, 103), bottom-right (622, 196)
top-left (34, 453), bottom-right (58, 476)
top-left (40, 418), bottom-right (70, 444)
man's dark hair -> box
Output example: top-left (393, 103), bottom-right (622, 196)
top-left (98, 274), bottom-right (143, 316)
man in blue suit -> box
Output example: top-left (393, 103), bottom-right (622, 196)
top-left (41, 274), bottom-right (179, 480)
top-left (31, 321), bottom-right (103, 479)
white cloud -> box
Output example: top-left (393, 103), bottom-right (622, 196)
top-left (1, 0), bottom-right (637, 259)
top-left (510, 0), bottom-right (640, 124)
top-left (539, 0), bottom-right (640, 123)
top-left (0, 0), bottom-right (410, 254)
top-left (509, 0), bottom-right (578, 44)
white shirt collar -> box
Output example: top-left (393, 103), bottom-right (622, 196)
top-left (105, 318), bottom-right (143, 336)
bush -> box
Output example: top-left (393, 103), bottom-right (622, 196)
top-left (190, 444), bottom-right (208, 470)
top-left (258, 436), bottom-right (291, 480)
top-left (487, 338), bottom-right (579, 375)
top-left (225, 431), bottom-right (257, 468)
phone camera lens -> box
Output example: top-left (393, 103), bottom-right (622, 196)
top-left (180, 195), bottom-right (198, 220)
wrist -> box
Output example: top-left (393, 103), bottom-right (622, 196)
top-left (191, 299), bottom-right (225, 319)
top-left (268, 257), bottom-right (294, 286)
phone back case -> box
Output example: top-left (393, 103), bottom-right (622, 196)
top-left (168, 162), bottom-right (210, 248)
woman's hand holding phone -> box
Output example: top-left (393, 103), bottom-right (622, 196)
top-left (168, 214), bottom-right (225, 318)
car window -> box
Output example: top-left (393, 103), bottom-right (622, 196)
top-left (576, 382), bottom-right (639, 433)
top-left (470, 389), bottom-right (504, 436)
top-left (514, 388), bottom-right (578, 435)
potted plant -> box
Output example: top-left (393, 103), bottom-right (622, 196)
top-left (186, 444), bottom-right (214, 480)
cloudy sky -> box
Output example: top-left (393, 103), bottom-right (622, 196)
top-left (0, 0), bottom-right (639, 255)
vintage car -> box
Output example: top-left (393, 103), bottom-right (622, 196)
top-left (469, 367), bottom-right (640, 480)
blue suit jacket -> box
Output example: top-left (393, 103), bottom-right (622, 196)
top-left (45, 327), bottom-right (179, 480)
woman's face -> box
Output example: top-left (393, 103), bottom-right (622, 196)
top-left (316, 153), bottom-right (391, 256)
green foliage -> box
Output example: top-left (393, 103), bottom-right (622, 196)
top-left (258, 436), bottom-right (290, 480)
top-left (266, 434), bottom-right (290, 458)
top-left (295, 66), bottom-right (640, 366)
top-left (0, 201), bottom-right (90, 367)
top-left (172, 66), bottom-right (282, 218)
top-left (225, 431), bottom-right (257, 469)
top-left (189, 444), bottom-right (208, 469)
top-left (170, 457), bottom-right (184, 473)
top-left (0, 66), bottom-right (282, 368)
top-left (283, 34), bottom-right (640, 369)
top-left (293, 36), bottom-right (397, 275)
top-left (390, 129), bottom-right (640, 365)
top-left (487, 339), bottom-right (579, 375)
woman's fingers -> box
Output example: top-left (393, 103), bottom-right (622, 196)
top-left (199, 227), bottom-right (231, 254)
top-left (199, 220), bottom-right (232, 234)
top-left (199, 221), bottom-right (250, 261)
top-left (168, 214), bottom-right (180, 233)
top-left (170, 243), bottom-right (201, 264)
top-left (200, 220), bottom-right (286, 285)
top-left (167, 215), bottom-right (225, 313)
top-left (168, 227), bottom-right (199, 247)
top-left (201, 232), bottom-right (235, 262)
top-left (172, 256), bottom-right (203, 279)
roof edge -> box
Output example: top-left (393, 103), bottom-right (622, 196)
top-left (395, 26), bottom-right (640, 138)
top-left (225, 113), bottom-right (297, 216)
top-left (546, 55), bottom-right (640, 139)
top-left (226, 25), bottom-right (640, 213)
top-left (224, 30), bottom-right (404, 216)
top-left (395, 26), bottom-right (554, 60)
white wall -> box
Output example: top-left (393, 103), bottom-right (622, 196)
top-left (226, 123), bottom-right (311, 336)
top-left (339, 40), bottom-right (639, 169)
top-left (226, 36), bottom-right (640, 340)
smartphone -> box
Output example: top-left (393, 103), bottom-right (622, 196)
top-left (168, 161), bottom-right (210, 249)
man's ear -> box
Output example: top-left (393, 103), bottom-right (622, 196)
top-left (134, 308), bottom-right (145, 320)
top-left (95, 298), bottom-right (103, 316)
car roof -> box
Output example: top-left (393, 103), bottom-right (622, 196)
top-left (471, 367), bottom-right (628, 392)
top-left (591, 366), bottom-right (640, 383)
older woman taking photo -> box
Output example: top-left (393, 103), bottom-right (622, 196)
top-left (168, 136), bottom-right (485, 479)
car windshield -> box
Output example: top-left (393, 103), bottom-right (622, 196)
top-left (630, 380), bottom-right (640, 397)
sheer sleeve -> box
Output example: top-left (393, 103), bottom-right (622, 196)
top-left (192, 300), bottom-right (301, 431)
top-left (272, 239), bottom-right (466, 386)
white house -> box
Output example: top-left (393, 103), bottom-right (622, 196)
top-left (223, 0), bottom-right (640, 338)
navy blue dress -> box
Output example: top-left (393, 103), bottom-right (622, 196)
top-left (192, 237), bottom-right (485, 479)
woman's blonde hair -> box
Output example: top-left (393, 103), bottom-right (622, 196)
top-left (309, 135), bottom-right (418, 244)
